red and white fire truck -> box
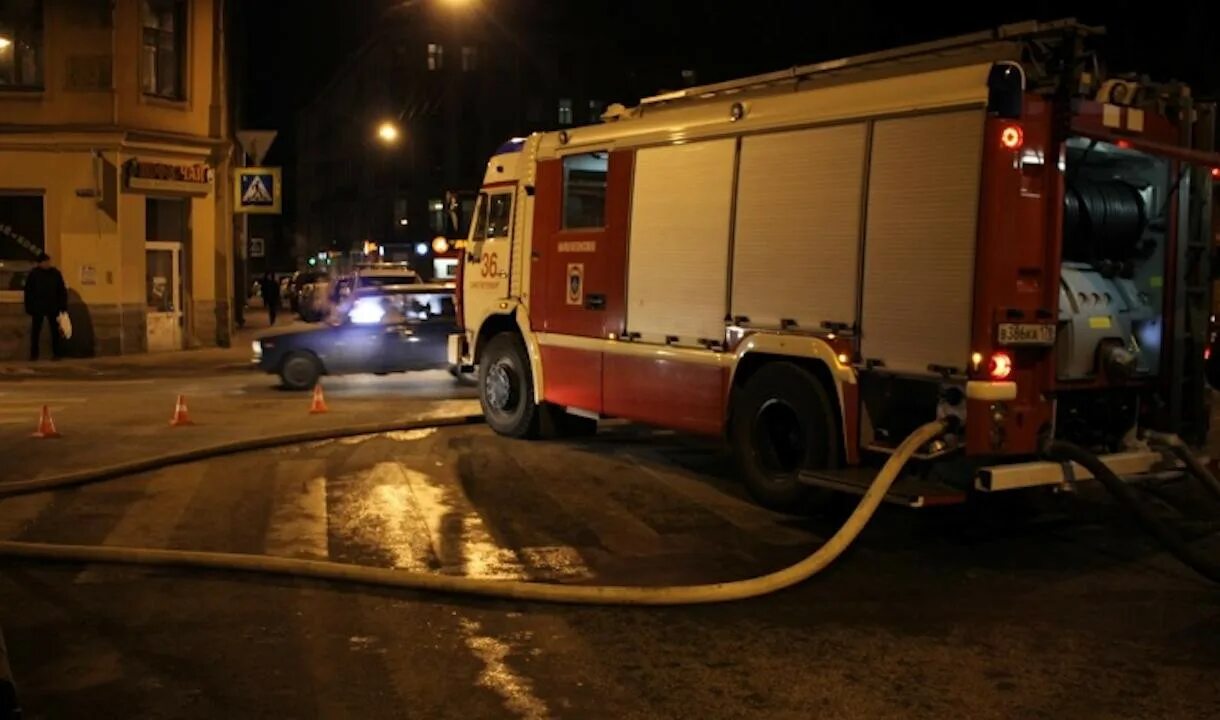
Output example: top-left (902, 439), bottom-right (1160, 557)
top-left (450, 20), bottom-right (1219, 512)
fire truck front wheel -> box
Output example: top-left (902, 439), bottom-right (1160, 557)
top-left (732, 362), bottom-right (839, 513)
top-left (479, 332), bottom-right (539, 438)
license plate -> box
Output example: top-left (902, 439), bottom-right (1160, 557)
top-left (997, 323), bottom-right (1056, 346)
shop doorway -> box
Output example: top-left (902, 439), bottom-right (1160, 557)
top-left (145, 198), bottom-right (189, 351)
top-left (145, 241), bottom-right (183, 351)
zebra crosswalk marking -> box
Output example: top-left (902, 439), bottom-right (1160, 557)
top-left (74, 464), bottom-right (208, 584)
top-left (264, 460), bottom-right (329, 560)
top-left (0, 494), bottom-right (56, 539)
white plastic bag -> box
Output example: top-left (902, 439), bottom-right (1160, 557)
top-left (57, 311), bottom-right (73, 340)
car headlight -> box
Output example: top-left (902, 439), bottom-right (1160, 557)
top-left (251, 340), bottom-right (262, 360)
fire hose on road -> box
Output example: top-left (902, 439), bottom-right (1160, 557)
top-left (0, 419), bottom-right (949, 606)
top-left (1, 416), bottom-right (1217, 608)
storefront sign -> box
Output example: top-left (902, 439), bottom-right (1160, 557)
top-left (125, 160), bottom-right (213, 195)
top-left (234, 167), bottom-right (282, 215)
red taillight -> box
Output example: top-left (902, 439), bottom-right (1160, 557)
top-left (988, 352), bottom-right (1013, 380)
top-left (1206, 346), bottom-right (1212, 361)
top-left (999, 124), bottom-right (1024, 150)
top-left (1211, 167), bottom-right (1220, 180)
top-left (1116, 139), bottom-right (1132, 149)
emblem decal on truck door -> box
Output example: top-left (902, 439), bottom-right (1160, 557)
top-left (566, 263), bottom-right (584, 306)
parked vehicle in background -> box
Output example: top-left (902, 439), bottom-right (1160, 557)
top-left (277, 275), bottom-right (294, 309)
top-left (354, 262), bottom-right (420, 290)
top-left (294, 270), bottom-right (333, 322)
top-left (252, 283), bottom-right (457, 390)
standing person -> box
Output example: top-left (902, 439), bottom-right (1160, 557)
top-left (23, 252), bottom-right (67, 361)
top-left (260, 271), bottom-right (280, 325)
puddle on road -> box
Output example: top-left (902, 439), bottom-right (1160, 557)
top-left (460, 618), bottom-right (551, 720)
top-left (329, 460), bottom-right (592, 582)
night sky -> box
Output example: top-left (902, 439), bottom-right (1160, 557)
top-left (237, 0), bottom-right (1220, 212)
top-left (241, 1), bottom-right (1220, 128)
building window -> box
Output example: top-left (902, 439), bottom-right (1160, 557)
top-left (588, 99), bottom-right (603, 123)
top-left (562, 153), bottom-right (608, 229)
top-left (558, 98), bottom-right (573, 126)
top-left (0, 0), bottom-right (45, 90)
top-left (427, 43), bottom-right (444, 71)
top-left (461, 46), bottom-right (477, 72)
top-left (141, 0), bottom-right (186, 100)
top-left (0, 193), bottom-right (46, 292)
top-left (429, 199), bottom-right (445, 234)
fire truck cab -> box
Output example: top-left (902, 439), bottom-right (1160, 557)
top-left (451, 19), bottom-right (1219, 512)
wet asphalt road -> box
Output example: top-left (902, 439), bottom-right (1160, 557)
top-left (1, 423), bottom-right (1219, 719)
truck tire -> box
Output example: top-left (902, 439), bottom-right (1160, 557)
top-left (280, 352), bottom-right (322, 391)
top-left (479, 333), bottom-right (539, 438)
top-left (731, 362), bottom-right (839, 513)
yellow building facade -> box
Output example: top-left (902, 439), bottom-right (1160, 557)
top-left (0, 0), bottom-right (231, 359)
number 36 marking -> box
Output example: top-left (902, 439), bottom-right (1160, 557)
top-left (480, 252), bottom-right (502, 278)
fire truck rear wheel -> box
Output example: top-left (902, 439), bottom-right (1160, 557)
top-left (732, 362), bottom-right (839, 513)
top-left (479, 332), bottom-right (539, 438)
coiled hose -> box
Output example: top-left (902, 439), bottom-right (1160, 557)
top-left (0, 420), bottom-right (949, 606)
top-left (1046, 440), bottom-right (1220, 584)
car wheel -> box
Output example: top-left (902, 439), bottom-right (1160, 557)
top-left (478, 333), bottom-right (539, 438)
top-left (280, 352), bottom-right (322, 391)
top-left (731, 362), bottom-right (839, 513)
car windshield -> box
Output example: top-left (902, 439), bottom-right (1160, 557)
top-left (346, 290), bottom-right (455, 325)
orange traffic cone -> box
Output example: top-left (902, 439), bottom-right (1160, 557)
top-left (309, 384), bottom-right (328, 414)
top-left (169, 394), bottom-right (194, 426)
top-left (31, 405), bottom-right (61, 439)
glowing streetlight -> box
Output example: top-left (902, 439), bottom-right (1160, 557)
top-left (0, 37), bottom-right (12, 50)
top-left (377, 121), bottom-right (400, 144)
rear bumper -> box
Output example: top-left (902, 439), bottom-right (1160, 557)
top-left (975, 449), bottom-right (1181, 492)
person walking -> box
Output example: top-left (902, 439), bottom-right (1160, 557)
top-left (260, 271), bottom-right (281, 325)
top-left (23, 252), bottom-right (67, 361)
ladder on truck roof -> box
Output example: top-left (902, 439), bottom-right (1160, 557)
top-left (639, 18), bottom-right (1103, 109)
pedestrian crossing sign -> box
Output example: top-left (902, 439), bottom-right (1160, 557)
top-left (234, 167), bottom-right (282, 215)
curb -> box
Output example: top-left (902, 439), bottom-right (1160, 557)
top-left (0, 414), bottom-right (484, 499)
top-left (0, 362), bottom-right (253, 380)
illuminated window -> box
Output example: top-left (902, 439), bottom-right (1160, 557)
top-left (429, 198), bottom-right (445, 234)
top-left (461, 45), bottom-right (477, 72)
top-left (588, 99), bottom-right (602, 123)
top-left (0, 0), bottom-right (45, 89)
top-left (558, 98), bottom-right (573, 126)
top-left (141, 0), bottom-right (186, 99)
top-left (562, 153), bottom-right (608, 229)
top-left (427, 43), bottom-right (444, 71)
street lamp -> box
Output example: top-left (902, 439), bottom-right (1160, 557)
top-left (0, 37), bottom-right (12, 50)
top-left (377, 121), bottom-right (400, 144)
